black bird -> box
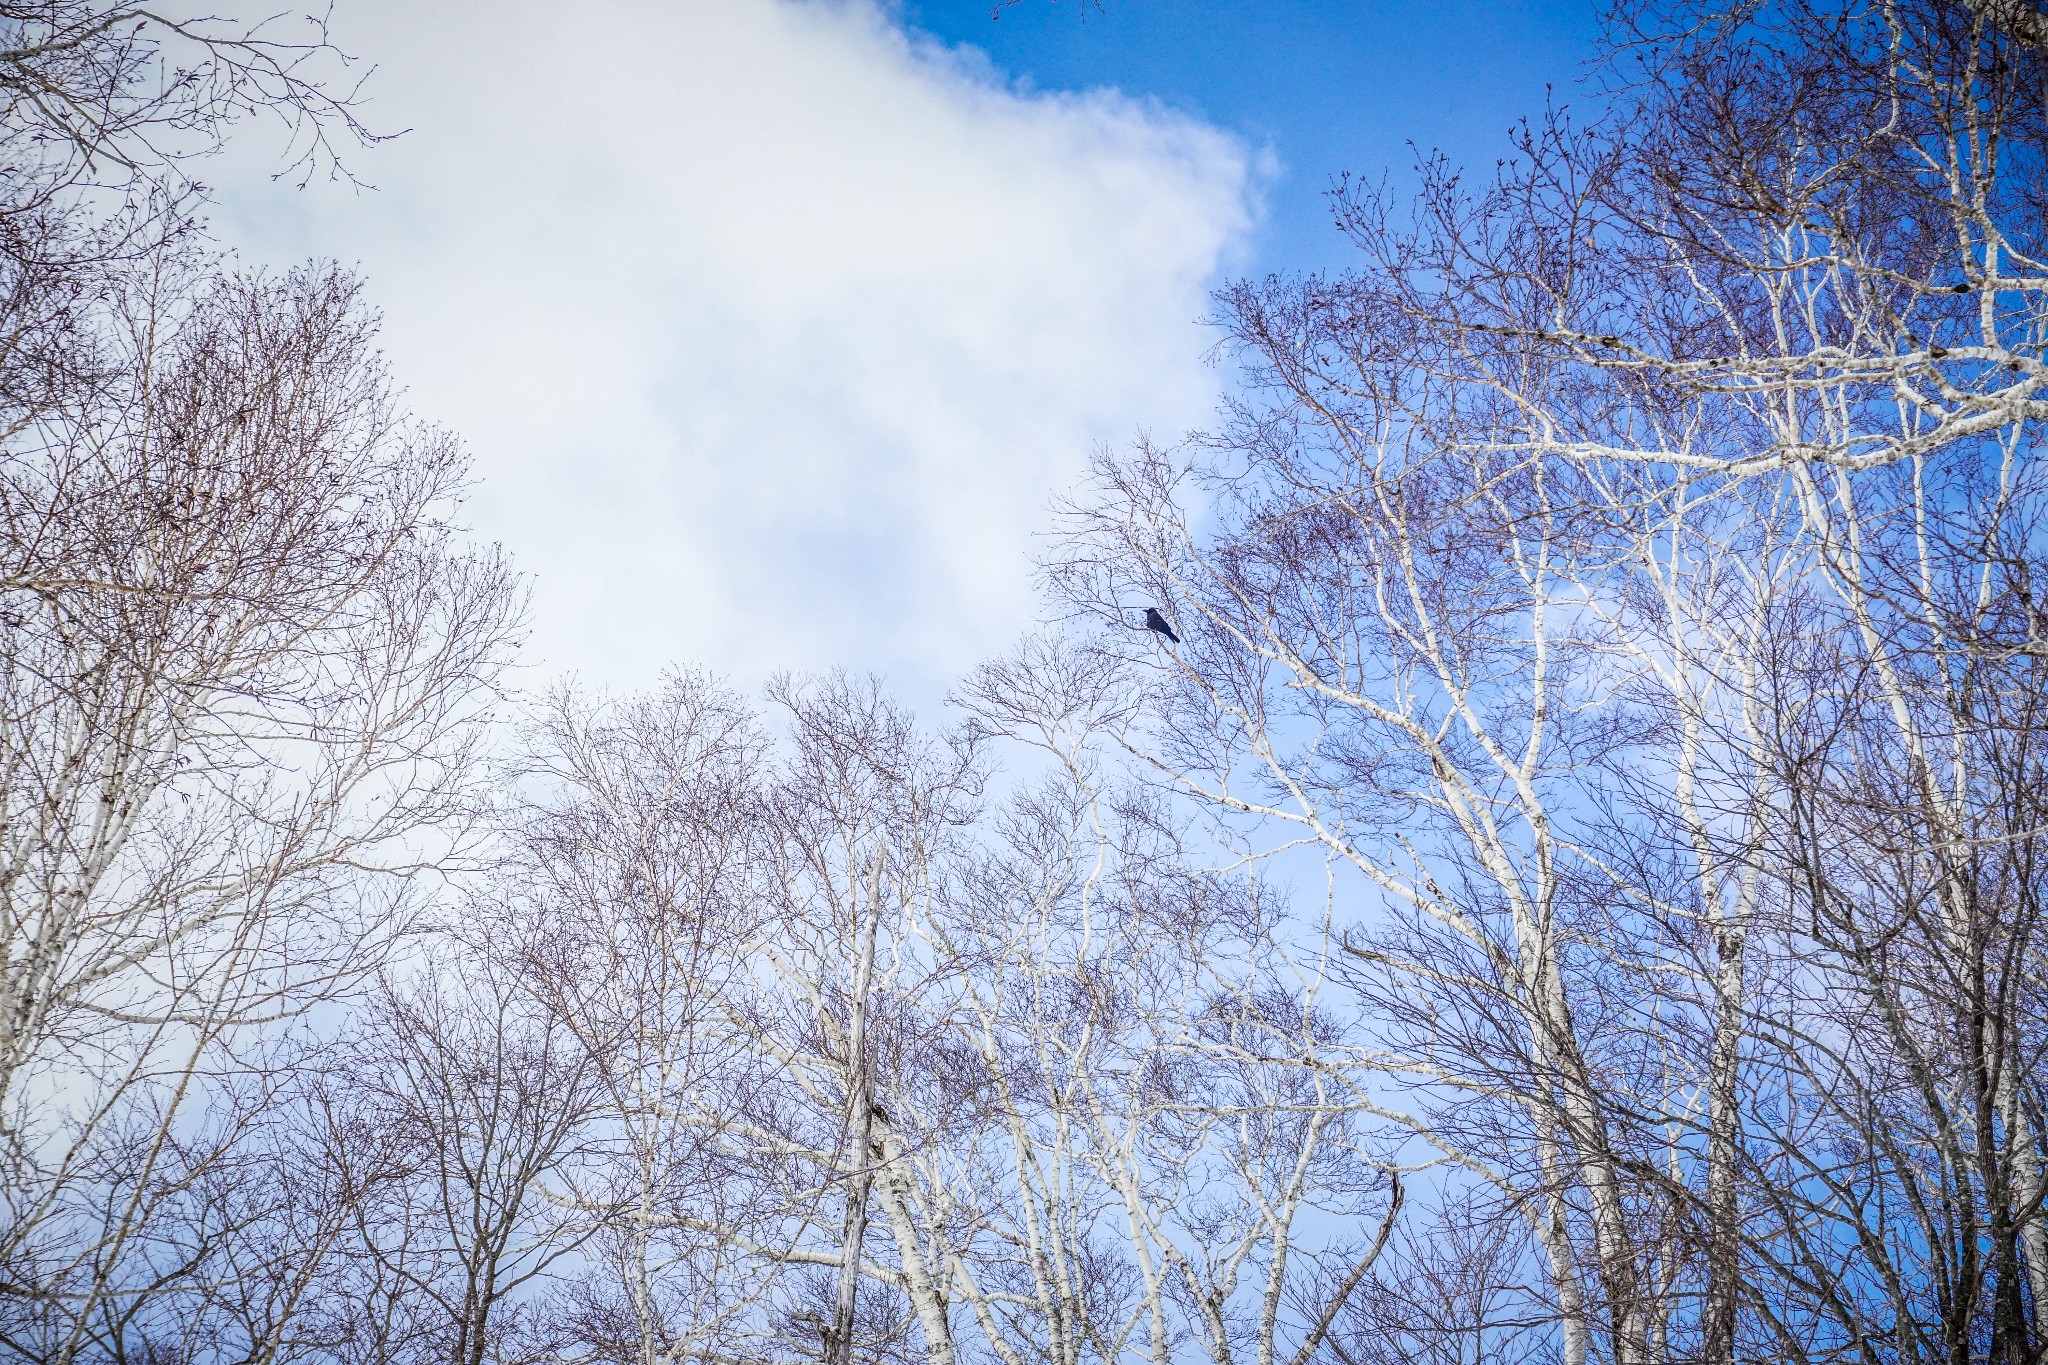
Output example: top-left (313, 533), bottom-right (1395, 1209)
top-left (1143, 607), bottom-right (1180, 644)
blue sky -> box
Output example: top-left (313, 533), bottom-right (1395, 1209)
top-left (907, 0), bottom-right (1602, 274)
top-left (214, 0), bottom-right (1601, 704)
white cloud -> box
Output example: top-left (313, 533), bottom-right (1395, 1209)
top-left (215, 0), bottom-right (1257, 699)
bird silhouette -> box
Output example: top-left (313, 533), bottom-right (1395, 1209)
top-left (1144, 607), bottom-right (1180, 644)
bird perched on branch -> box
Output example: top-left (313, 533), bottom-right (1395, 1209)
top-left (1144, 607), bottom-right (1180, 644)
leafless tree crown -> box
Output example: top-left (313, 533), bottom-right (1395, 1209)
top-left (16, 4), bottom-right (2048, 1365)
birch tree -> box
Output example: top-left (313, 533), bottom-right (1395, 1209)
top-left (1041, 3), bottom-right (2048, 1362)
top-left (0, 264), bottom-right (519, 1364)
top-left (491, 675), bottom-right (771, 1365)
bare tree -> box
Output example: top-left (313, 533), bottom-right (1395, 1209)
top-left (731, 673), bottom-right (984, 1365)
top-left (0, 11), bottom-right (500, 1362)
top-left (491, 675), bottom-right (775, 1365)
top-left (950, 639), bottom-right (1402, 1365)
top-left (1036, 7), bottom-right (2048, 1365)
top-left (0, 2), bottom-right (374, 473)
top-left (0, 2), bottom-right (368, 215)
top-left (304, 958), bottom-right (606, 1365)
top-left (466, 667), bottom-right (1398, 1365)
top-left (0, 263), bottom-right (520, 1363)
